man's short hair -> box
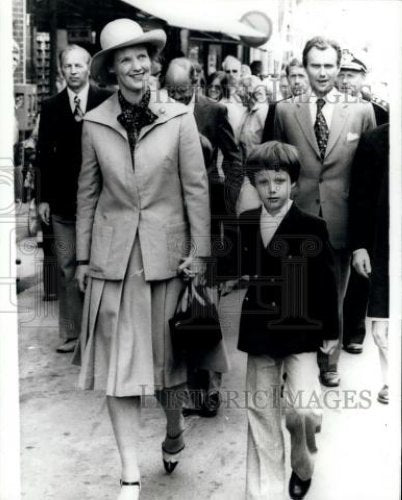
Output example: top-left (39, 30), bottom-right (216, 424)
top-left (246, 141), bottom-right (301, 185)
top-left (166, 57), bottom-right (197, 84)
top-left (250, 60), bottom-right (263, 75)
top-left (285, 58), bottom-right (304, 77)
top-left (59, 44), bottom-right (91, 67)
top-left (222, 55), bottom-right (241, 71)
top-left (302, 37), bottom-right (342, 68)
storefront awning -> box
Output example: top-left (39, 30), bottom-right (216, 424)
top-left (121, 0), bottom-right (268, 41)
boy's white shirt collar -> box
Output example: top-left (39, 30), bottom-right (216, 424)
top-left (260, 200), bottom-right (293, 248)
top-left (67, 82), bottom-right (90, 114)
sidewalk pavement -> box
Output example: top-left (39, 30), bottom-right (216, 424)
top-left (18, 235), bottom-right (394, 500)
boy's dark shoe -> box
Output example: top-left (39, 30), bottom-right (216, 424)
top-left (343, 342), bottom-right (363, 354)
top-left (289, 471), bottom-right (312, 499)
top-left (320, 371), bottom-right (340, 387)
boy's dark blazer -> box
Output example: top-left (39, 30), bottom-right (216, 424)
top-left (231, 203), bottom-right (339, 358)
top-left (36, 85), bottom-right (111, 217)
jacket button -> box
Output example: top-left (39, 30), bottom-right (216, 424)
top-left (316, 199), bottom-right (320, 204)
top-left (319, 177), bottom-right (323, 183)
top-left (271, 301), bottom-right (276, 307)
top-left (159, 107), bottom-right (166, 114)
top-left (270, 278), bottom-right (275, 283)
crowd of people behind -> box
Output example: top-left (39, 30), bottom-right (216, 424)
top-left (25, 17), bottom-right (389, 500)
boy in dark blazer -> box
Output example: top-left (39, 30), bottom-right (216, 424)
top-left (222, 142), bottom-right (339, 499)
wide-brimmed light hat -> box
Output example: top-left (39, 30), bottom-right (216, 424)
top-left (91, 18), bottom-right (166, 85)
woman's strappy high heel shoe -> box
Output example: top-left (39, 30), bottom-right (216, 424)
top-left (161, 430), bottom-right (185, 474)
top-left (118, 480), bottom-right (140, 500)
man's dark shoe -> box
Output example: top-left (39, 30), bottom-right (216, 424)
top-left (343, 342), bottom-right (363, 354)
top-left (56, 339), bottom-right (77, 353)
top-left (289, 471), bottom-right (312, 500)
top-left (183, 391), bottom-right (221, 418)
top-left (182, 407), bottom-right (200, 417)
top-left (320, 371), bottom-right (340, 387)
top-left (199, 405), bottom-right (218, 418)
top-left (201, 391), bottom-right (220, 417)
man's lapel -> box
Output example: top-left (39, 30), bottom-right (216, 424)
top-left (294, 100), bottom-right (320, 157)
top-left (193, 94), bottom-right (208, 130)
top-left (325, 101), bottom-right (349, 158)
top-left (58, 88), bottom-right (75, 123)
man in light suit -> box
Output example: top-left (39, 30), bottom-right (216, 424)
top-left (37, 45), bottom-right (110, 353)
top-left (274, 36), bottom-right (376, 387)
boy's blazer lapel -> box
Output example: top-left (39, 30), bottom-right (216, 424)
top-left (241, 204), bottom-right (304, 271)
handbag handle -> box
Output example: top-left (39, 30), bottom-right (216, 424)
top-left (175, 280), bottom-right (191, 315)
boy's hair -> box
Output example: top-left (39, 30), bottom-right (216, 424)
top-left (246, 141), bottom-right (301, 185)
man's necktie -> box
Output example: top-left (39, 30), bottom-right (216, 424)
top-left (73, 95), bottom-right (84, 122)
top-left (314, 98), bottom-right (329, 161)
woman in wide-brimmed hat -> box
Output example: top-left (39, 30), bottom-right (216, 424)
top-left (74, 18), bottom-right (212, 499)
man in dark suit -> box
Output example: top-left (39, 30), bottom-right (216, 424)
top-left (165, 57), bottom-right (243, 221)
top-left (262, 58), bottom-right (310, 142)
top-left (37, 44), bottom-right (110, 353)
top-left (349, 124), bottom-right (389, 403)
top-left (274, 37), bottom-right (376, 387)
top-left (165, 57), bottom-right (243, 417)
top-left (336, 51), bottom-right (389, 354)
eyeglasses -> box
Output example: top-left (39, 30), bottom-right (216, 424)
top-left (225, 69), bottom-right (238, 74)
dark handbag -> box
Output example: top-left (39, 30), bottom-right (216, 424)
top-left (169, 280), bottom-right (222, 351)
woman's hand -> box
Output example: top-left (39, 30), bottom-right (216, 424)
top-left (75, 264), bottom-right (89, 293)
top-left (177, 256), bottom-right (207, 281)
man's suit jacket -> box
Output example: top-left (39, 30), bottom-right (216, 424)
top-left (349, 124), bottom-right (389, 317)
top-left (194, 94), bottom-right (243, 216)
top-left (232, 204), bottom-right (339, 358)
top-left (37, 85), bottom-right (111, 216)
top-left (274, 92), bottom-right (376, 249)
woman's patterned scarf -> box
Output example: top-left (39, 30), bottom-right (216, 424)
top-left (117, 88), bottom-right (157, 166)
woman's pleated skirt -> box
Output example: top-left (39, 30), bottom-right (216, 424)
top-left (77, 237), bottom-right (187, 396)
